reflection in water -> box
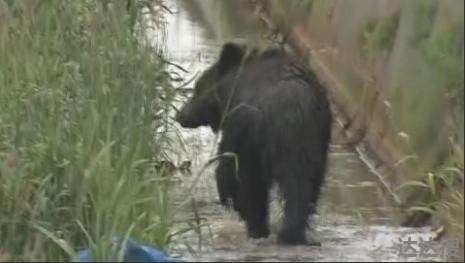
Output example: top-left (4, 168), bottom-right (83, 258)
top-left (153, 1), bottom-right (442, 261)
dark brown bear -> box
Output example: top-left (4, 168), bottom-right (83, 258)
top-left (176, 43), bottom-right (332, 245)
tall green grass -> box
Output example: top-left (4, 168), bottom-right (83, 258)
top-left (0, 0), bottom-right (178, 260)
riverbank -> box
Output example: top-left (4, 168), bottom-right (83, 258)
top-left (255, 0), bottom-right (463, 255)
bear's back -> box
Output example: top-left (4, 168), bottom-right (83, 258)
top-left (230, 48), bottom-right (327, 116)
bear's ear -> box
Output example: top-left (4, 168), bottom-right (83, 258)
top-left (217, 42), bottom-right (245, 74)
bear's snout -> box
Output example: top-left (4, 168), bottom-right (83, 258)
top-left (176, 106), bottom-right (199, 129)
top-left (175, 109), bottom-right (189, 128)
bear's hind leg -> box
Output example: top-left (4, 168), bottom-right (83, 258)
top-left (277, 164), bottom-right (320, 245)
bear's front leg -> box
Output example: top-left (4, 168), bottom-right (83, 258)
top-left (238, 166), bottom-right (270, 239)
top-left (215, 156), bottom-right (240, 212)
top-left (215, 136), bottom-right (241, 213)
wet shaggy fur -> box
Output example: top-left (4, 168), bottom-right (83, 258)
top-left (176, 43), bottom-right (332, 244)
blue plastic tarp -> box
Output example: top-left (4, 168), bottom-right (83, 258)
top-left (74, 237), bottom-right (182, 262)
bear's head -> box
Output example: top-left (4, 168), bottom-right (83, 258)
top-left (176, 42), bottom-right (245, 132)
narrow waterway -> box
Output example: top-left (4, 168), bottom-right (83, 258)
top-left (153, 1), bottom-right (445, 261)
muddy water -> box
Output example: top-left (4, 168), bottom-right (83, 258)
top-left (154, 1), bottom-right (444, 262)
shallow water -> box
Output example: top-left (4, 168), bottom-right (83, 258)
top-left (153, 1), bottom-right (447, 261)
